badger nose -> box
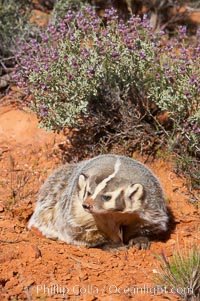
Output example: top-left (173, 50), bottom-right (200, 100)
top-left (82, 203), bottom-right (93, 211)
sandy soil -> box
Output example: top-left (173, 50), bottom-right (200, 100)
top-left (0, 102), bottom-right (199, 301)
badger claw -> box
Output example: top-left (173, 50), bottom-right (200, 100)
top-left (128, 236), bottom-right (150, 250)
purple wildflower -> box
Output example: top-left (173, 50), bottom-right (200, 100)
top-left (40, 104), bottom-right (48, 116)
top-left (48, 25), bottom-right (56, 35)
top-left (67, 73), bottom-right (75, 81)
top-left (139, 51), bottom-right (146, 59)
top-left (70, 35), bottom-right (75, 41)
top-left (163, 64), bottom-right (170, 71)
top-left (179, 25), bottom-right (187, 35)
top-left (111, 51), bottom-right (119, 58)
top-left (41, 33), bottom-right (49, 43)
top-left (88, 67), bottom-right (95, 75)
top-left (81, 48), bottom-right (90, 60)
top-left (159, 30), bottom-right (165, 35)
top-left (165, 45), bottom-right (173, 51)
top-left (185, 91), bottom-right (191, 99)
top-left (42, 64), bottom-right (49, 71)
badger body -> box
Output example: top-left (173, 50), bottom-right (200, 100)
top-left (28, 154), bottom-right (169, 249)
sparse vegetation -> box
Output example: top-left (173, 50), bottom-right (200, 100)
top-left (5, 155), bottom-right (38, 208)
top-left (154, 245), bottom-right (200, 301)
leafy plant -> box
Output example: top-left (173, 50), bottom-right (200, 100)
top-left (14, 7), bottom-right (200, 156)
top-left (154, 246), bottom-right (200, 301)
top-left (0, 0), bottom-right (32, 71)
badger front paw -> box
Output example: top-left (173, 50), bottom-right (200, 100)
top-left (128, 236), bottom-right (150, 250)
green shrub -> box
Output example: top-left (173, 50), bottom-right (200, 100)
top-left (0, 0), bottom-right (32, 69)
top-left (14, 7), bottom-right (200, 160)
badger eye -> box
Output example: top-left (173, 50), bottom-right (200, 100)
top-left (101, 195), bottom-right (112, 202)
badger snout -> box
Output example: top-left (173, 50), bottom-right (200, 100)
top-left (82, 198), bottom-right (94, 212)
top-left (82, 202), bottom-right (93, 211)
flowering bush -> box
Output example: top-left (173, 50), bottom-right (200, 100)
top-left (14, 7), bottom-right (199, 158)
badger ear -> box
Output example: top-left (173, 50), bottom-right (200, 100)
top-left (128, 183), bottom-right (145, 201)
top-left (78, 174), bottom-right (88, 190)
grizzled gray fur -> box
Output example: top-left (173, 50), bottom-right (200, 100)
top-left (28, 154), bottom-right (169, 249)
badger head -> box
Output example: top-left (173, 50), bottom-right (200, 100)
top-left (78, 158), bottom-right (146, 215)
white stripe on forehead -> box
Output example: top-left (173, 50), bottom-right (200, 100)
top-left (92, 158), bottom-right (121, 199)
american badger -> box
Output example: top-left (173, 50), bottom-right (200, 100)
top-left (28, 155), bottom-right (169, 249)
